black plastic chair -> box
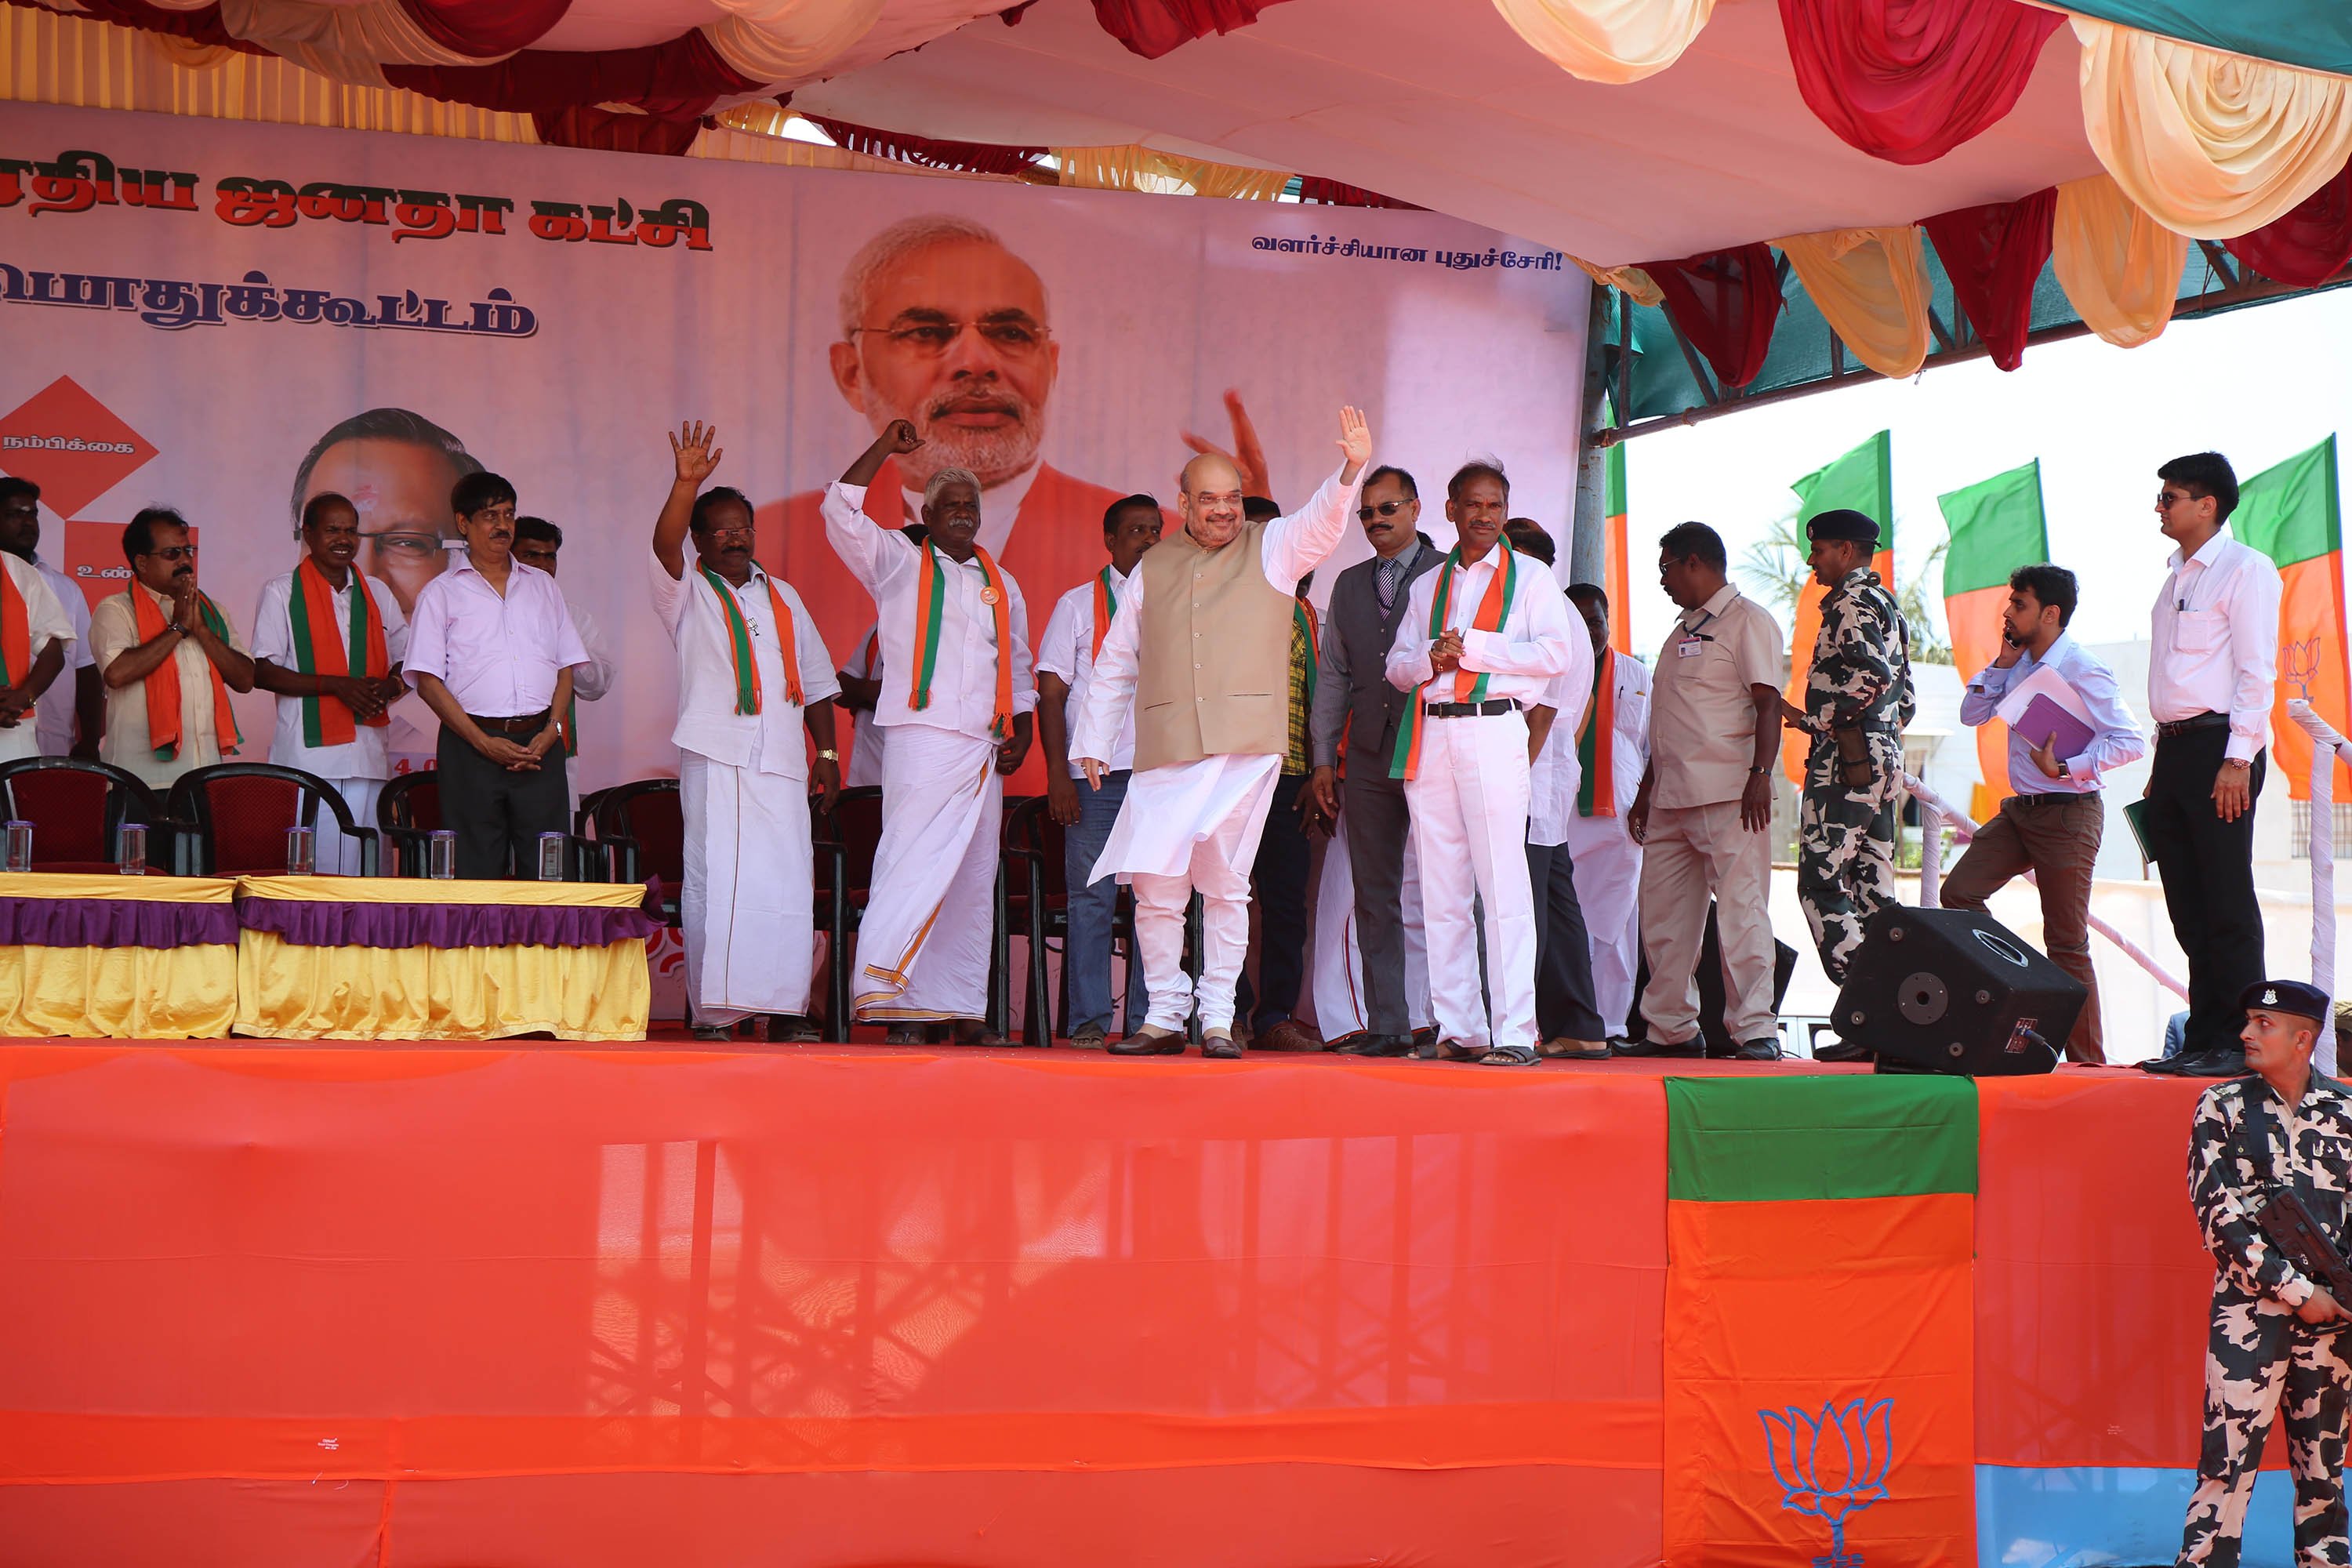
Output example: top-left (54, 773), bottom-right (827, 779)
top-left (377, 768), bottom-right (608, 880)
top-left (167, 762), bottom-right (379, 877)
top-left (593, 779), bottom-right (683, 913)
top-left (1005, 793), bottom-right (1145, 1048)
top-left (812, 786), bottom-right (881, 1036)
top-left (0, 757), bottom-right (170, 872)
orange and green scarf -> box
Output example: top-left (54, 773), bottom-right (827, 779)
top-left (1090, 567), bottom-right (1119, 664)
top-left (1388, 541), bottom-right (1516, 781)
top-left (700, 563), bottom-right (804, 713)
top-left (0, 564), bottom-right (27, 691)
top-left (1576, 650), bottom-right (1617, 818)
top-left (909, 541), bottom-right (1014, 740)
top-left (286, 557), bottom-right (389, 749)
top-left (132, 583), bottom-right (240, 761)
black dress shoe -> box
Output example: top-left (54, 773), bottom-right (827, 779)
top-left (1109, 1026), bottom-right (1185, 1056)
top-left (1616, 1036), bottom-right (1704, 1058)
top-left (1733, 1038), bottom-right (1784, 1062)
top-left (2140, 1053), bottom-right (2193, 1075)
top-left (1201, 1029), bottom-right (1242, 1059)
top-left (1813, 1039), bottom-right (1873, 1064)
top-left (2165, 1047), bottom-right (2250, 1078)
top-left (1335, 1033), bottom-right (1413, 1057)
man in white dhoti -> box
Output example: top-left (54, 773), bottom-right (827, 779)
top-left (1385, 462), bottom-right (1575, 1065)
top-left (826, 420), bottom-right (1035, 1044)
top-left (652, 423), bottom-right (841, 1042)
top-left (1310, 805), bottom-right (1434, 1044)
top-left (1073, 407), bottom-right (1372, 1059)
top-left (1563, 583), bottom-right (1650, 1044)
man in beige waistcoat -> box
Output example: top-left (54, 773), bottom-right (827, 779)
top-left (1073, 407), bottom-right (1372, 1058)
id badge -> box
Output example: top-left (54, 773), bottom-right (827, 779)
top-left (1675, 637), bottom-right (1704, 659)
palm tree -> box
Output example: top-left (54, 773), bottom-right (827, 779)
top-left (1736, 510), bottom-right (1953, 665)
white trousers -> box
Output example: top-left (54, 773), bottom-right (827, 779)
top-left (681, 752), bottom-right (815, 1028)
top-left (858, 724), bottom-right (1000, 1022)
top-left (1635, 797), bottom-right (1776, 1046)
top-left (1312, 807), bottom-right (1432, 1036)
top-left (1403, 710), bottom-right (1537, 1053)
top-left (1110, 754), bottom-right (1282, 1033)
top-left (1563, 812), bottom-right (1642, 1033)
top-left (319, 777), bottom-right (383, 876)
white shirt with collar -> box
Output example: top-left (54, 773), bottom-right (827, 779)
top-left (822, 481), bottom-right (1036, 744)
top-left (249, 564), bottom-right (410, 782)
top-left (402, 554), bottom-right (589, 719)
top-left (1962, 632), bottom-right (2145, 796)
top-left (650, 549), bottom-right (839, 779)
top-left (2150, 528), bottom-right (2281, 762)
top-left (1526, 626), bottom-right (1600, 848)
top-left (1383, 544), bottom-right (1577, 712)
top-left (27, 554), bottom-right (91, 757)
top-left (566, 596), bottom-right (614, 703)
top-left (1036, 562), bottom-right (1139, 776)
top-left (1, 553), bottom-right (77, 765)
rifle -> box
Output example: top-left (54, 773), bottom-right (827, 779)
top-left (2252, 1189), bottom-right (2352, 1312)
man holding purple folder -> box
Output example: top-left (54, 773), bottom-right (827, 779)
top-left (1946, 564), bottom-right (2145, 1063)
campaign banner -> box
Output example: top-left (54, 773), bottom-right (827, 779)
top-left (0, 102), bottom-right (1590, 789)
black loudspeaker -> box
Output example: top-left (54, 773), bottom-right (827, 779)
top-left (1831, 906), bottom-right (2085, 1076)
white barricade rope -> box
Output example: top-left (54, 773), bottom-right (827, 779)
top-left (1903, 773), bottom-right (2189, 1003)
top-left (2290, 700), bottom-right (2347, 1076)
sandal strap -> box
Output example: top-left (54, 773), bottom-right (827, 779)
top-left (1479, 1047), bottom-right (1539, 1065)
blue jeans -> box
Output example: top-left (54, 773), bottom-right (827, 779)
top-left (1064, 768), bottom-right (1147, 1034)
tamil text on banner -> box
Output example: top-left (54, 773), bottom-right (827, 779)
top-left (1938, 459), bottom-right (2051, 822)
top-left (1781, 431), bottom-right (1895, 786)
top-left (0, 103), bottom-right (1589, 793)
top-left (2234, 436), bottom-right (2350, 800)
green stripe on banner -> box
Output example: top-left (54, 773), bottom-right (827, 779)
top-left (1791, 430), bottom-right (1893, 554)
top-left (1939, 459), bottom-right (2049, 597)
top-left (1605, 442), bottom-right (1626, 519)
top-left (2234, 437), bottom-right (2341, 571)
top-left (1664, 1076), bottom-right (1977, 1202)
top-left (2056, 2), bottom-right (2352, 79)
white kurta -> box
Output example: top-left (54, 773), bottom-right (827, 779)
top-left (1069, 463), bottom-right (1363, 1033)
top-left (1312, 806), bottom-right (1433, 1038)
top-left (1385, 549), bottom-right (1575, 1054)
top-left (1563, 648), bottom-right (1651, 1031)
top-left (0, 554), bottom-right (77, 766)
top-left (29, 554), bottom-right (91, 759)
top-left (250, 565), bottom-right (410, 874)
top-left (822, 483), bottom-right (1033, 1023)
top-left (651, 550), bottom-right (840, 1026)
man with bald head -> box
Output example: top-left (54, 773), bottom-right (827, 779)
top-left (1073, 409), bottom-right (1372, 1058)
top-left (825, 419), bottom-right (1036, 1044)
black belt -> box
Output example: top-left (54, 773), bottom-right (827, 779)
top-left (2009, 790), bottom-right (2100, 808)
top-left (1425, 698), bottom-right (1520, 718)
top-left (2155, 710), bottom-right (2227, 739)
top-left (466, 709), bottom-right (552, 735)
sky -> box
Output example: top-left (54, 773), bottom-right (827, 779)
top-left (1616, 283), bottom-right (2352, 662)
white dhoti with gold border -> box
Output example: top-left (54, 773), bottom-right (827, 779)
top-left (858, 723), bottom-right (1001, 1022)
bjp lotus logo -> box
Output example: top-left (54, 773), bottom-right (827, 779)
top-left (2284, 637), bottom-right (2322, 701)
top-left (1758, 1397), bottom-right (1893, 1568)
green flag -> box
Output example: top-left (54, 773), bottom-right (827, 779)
top-left (1783, 431), bottom-right (1893, 782)
top-left (1936, 459), bottom-right (2049, 598)
top-left (2235, 437), bottom-right (2341, 568)
top-left (2234, 437), bottom-right (2346, 801)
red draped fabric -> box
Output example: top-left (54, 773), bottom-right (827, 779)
top-left (534, 105), bottom-right (706, 156)
top-left (1778, 0), bottom-right (2062, 165)
top-left (1091, 0), bottom-right (1294, 60)
top-left (384, 31), bottom-right (757, 121)
top-left (401, 0), bottom-right (575, 60)
top-left (1921, 187), bottom-right (2056, 372)
top-left (804, 116), bottom-right (1048, 177)
top-left (1298, 176), bottom-right (1423, 209)
top-left (1642, 244), bottom-right (1784, 390)
top-left (2223, 162), bottom-right (2352, 289)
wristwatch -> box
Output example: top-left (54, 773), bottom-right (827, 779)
top-left (2056, 758), bottom-right (2071, 780)
top-left (816, 749), bottom-right (840, 761)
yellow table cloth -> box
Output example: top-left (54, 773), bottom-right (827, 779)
top-left (234, 877), bottom-right (658, 1042)
top-left (0, 872), bottom-right (239, 1039)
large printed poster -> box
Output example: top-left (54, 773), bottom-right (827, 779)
top-left (0, 103), bottom-right (1590, 789)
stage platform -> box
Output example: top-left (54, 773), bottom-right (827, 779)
top-left (0, 1042), bottom-right (2282, 1567)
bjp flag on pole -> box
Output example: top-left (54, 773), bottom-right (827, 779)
top-left (1606, 441), bottom-right (1632, 657)
top-left (2234, 436), bottom-right (2350, 800)
top-left (1782, 431), bottom-right (1894, 786)
top-left (1937, 461), bottom-right (2049, 822)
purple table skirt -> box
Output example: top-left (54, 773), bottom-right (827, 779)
top-left (0, 896), bottom-right (239, 950)
top-left (237, 896), bottom-right (661, 951)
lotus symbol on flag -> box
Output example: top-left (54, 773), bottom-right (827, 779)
top-left (2285, 636), bottom-right (2321, 701)
top-left (1758, 1397), bottom-right (1893, 1568)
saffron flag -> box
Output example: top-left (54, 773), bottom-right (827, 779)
top-left (2234, 436), bottom-right (2350, 800)
top-left (1782, 431), bottom-right (1895, 786)
top-left (1606, 441), bottom-right (1632, 657)
top-left (1662, 1075), bottom-right (1977, 1568)
top-left (1938, 460), bottom-right (2050, 822)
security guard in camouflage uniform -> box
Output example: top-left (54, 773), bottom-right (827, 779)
top-left (2176, 979), bottom-right (2352, 1568)
top-left (1784, 509), bottom-right (1913, 985)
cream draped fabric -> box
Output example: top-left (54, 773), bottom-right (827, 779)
top-left (1058, 145), bottom-right (1290, 201)
top-left (699, 0), bottom-right (885, 85)
top-left (1575, 260), bottom-right (1664, 309)
top-left (1490, 0), bottom-right (1715, 85)
top-left (1774, 226), bottom-right (1933, 379)
top-left (2051, 172), bottom-right (2185, 348)
top-left (2074, 15), bottom-right (2352, 241)
top-left (216, 0), bottom-right (492, 89)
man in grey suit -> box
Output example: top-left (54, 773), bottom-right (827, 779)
top-left (1308, 464), bottom-right (1444, 1056)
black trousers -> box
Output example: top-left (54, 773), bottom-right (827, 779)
top-left (2144, 724), bottom-right (2267, 1056)
top-left (1239, 771), bottom-right (1312, 1029)
top-left (436, 725), bottom-right (569, 880)
top-left (1526, 840), bottom-right (1606, 1043)
top-left (1341, 769), bottom-right (1414, 1036)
